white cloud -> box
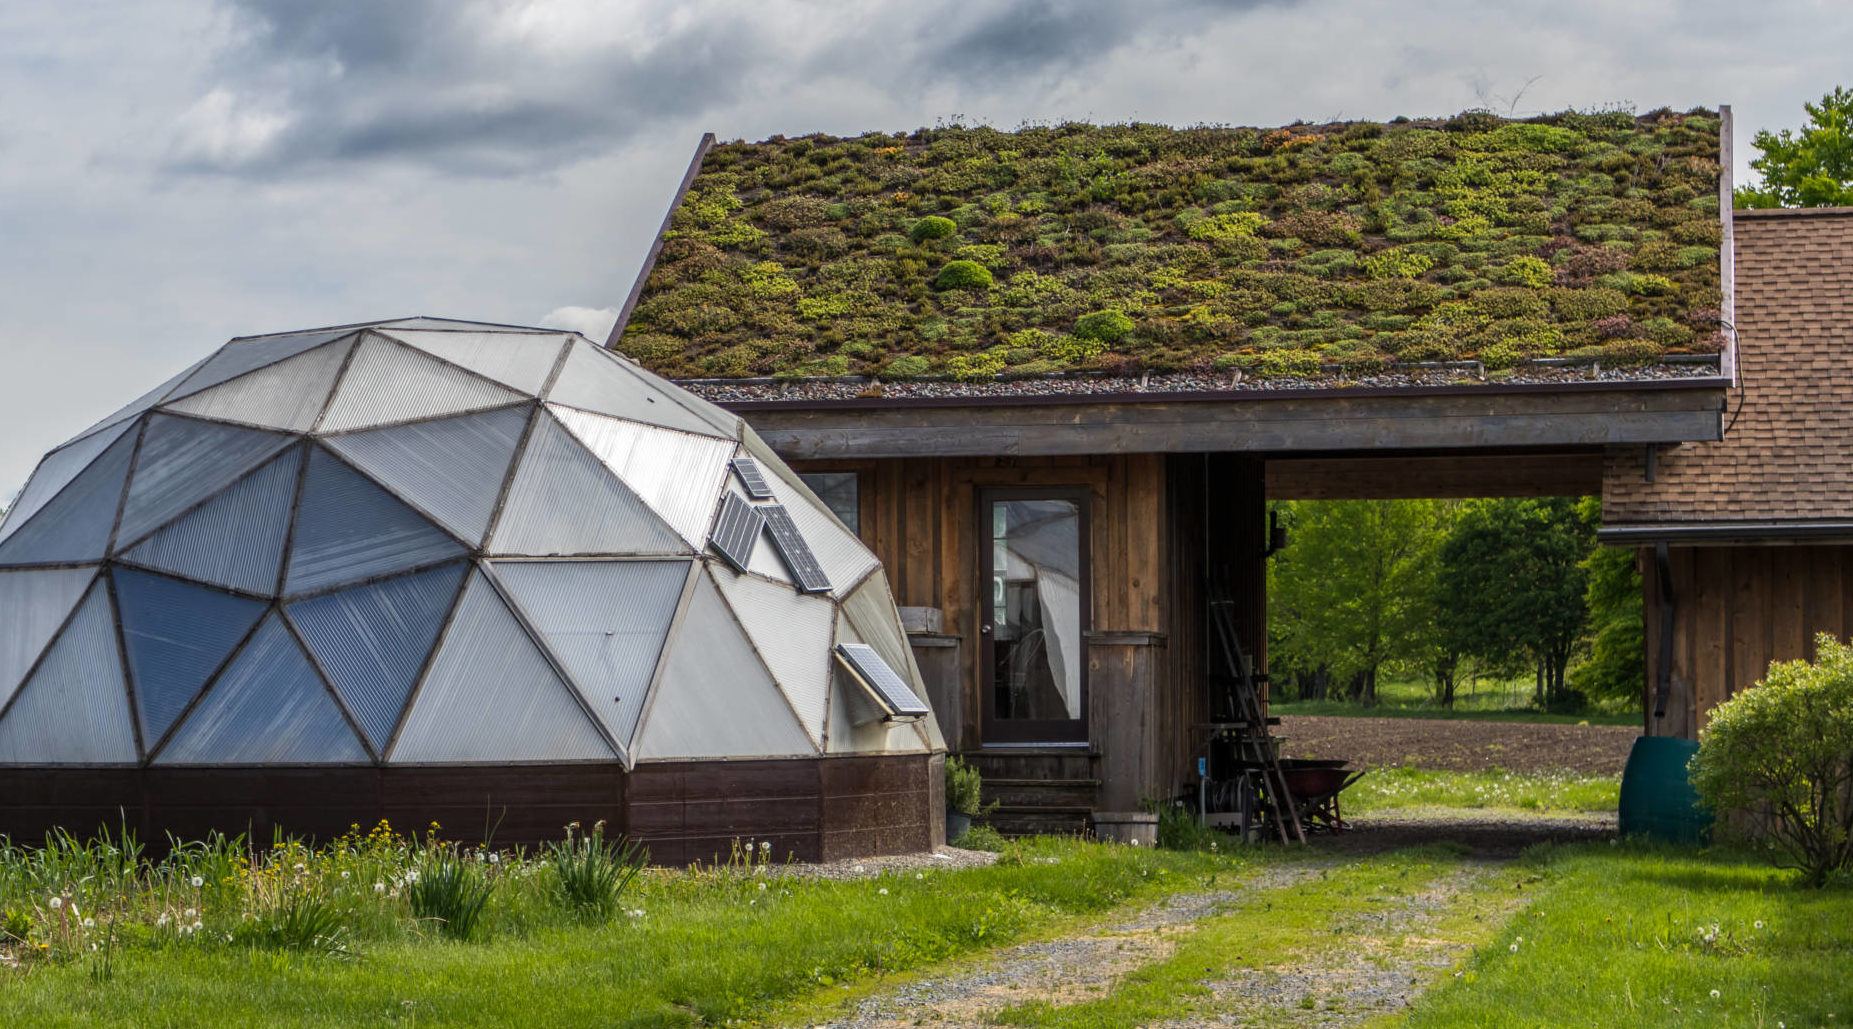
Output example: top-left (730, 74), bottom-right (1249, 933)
top-left (538, 305), bottom-right (619, 341)
top-left (169, 87), bottom-right (292, 168)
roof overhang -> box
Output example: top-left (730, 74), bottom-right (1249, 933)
top-left (1599, 520), bottom-right (1853, 546)
top-left (723, 379), bottom-right (1728, 459)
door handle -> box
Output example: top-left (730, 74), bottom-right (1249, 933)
top-left (980, 623), bottom-right (993, 635)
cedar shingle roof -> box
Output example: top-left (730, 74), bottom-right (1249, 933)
top-left (1603, 207), bottom-right (1853, 524)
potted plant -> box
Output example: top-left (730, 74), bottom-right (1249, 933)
top-left (945, 756), bottom-right (994, 841)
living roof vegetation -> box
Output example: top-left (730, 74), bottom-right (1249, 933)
top-left (616, 108), bottom-right (1724, 382)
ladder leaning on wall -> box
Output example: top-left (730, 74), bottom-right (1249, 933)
top-left (1202, 576), bottom-right (1306, 845)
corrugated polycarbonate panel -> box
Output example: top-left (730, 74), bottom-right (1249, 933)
top-left (115, 414), bottom-right (292, 550)
top-left (549, 404), bottom-right (735, 545)
top-left (0, 581), bottom-right (136, 763)
top-left (156, 615), bottom-right (367, 764)
top-left (488, 412), bottom-right (688, 557)
top-left (836, 643), bottom-right (929, 716)
top-left (841, 573), bottom-right (927, 690)
top-left (168, 329), bottom-right (357, 403)
top-left (163, 338), bottom-right (353, 432)
top-left (121, 448), bottom-right (301, 594)
top-left (0, 420), bottom-right (133, 547)
top-left (492, 559), bottom-right (687, 750)
top-left (0, 566), bottom-right (97, 711)
top-left (741, 429), bottom-right (878, 597)
top-left (286, 561), bottom-right (467, 750)
top-left (0, 428), bottom-right (137, 568)
top-left (824, 613), bottom-right (929, 755)
top-left (323, 405), bottom-right (529, 546)
top-left (380, 329), bottom-right (568, 395)
top-left (285, 448), bottom-right (467, 595)
top-left (713, 568), bottom-right (833, 746)
top-left (634, 570), bottom-right (814, 761)
top-left (61, 355), bottom-right (212, 453)
top-left (115, 567), bottom-right (268, 746)
top-left (390, 570), bottom-right (615, 763)
top-left (544, 340), bottom-right (729, 438)
top-left (319, 334), bottom-right (525, 433)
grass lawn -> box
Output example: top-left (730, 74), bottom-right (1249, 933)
top-left (1345, 767), bottom-right (1620, 814)
top-left (1271, 673), bottom-right (1640, 725)
top-left (4, 812), bottom-right (1848, 1026)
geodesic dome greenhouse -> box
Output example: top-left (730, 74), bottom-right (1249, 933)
top-left (0, 319), bottom-right (943, 859)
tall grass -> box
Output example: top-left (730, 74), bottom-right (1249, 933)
top-left (546, 820), bottom-right (644, 922)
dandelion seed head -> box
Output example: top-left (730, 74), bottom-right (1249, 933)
top-left (48, 897), bottom-right (62, 910)
top-left (190, 876), bottom-right (204, 888)
top-left (1755, 920), bottom-right (1765, 929)
top-left (374, 882), bottom-right (386, 894)
top-left (878, 888), bottom-right (889, 895)
top-left (1711, 990), bottom-right (1721, 999)
top-left (82, 918), bottom-right (95, 929)
top-left (190, 921), bottom-right (203, 932)
top-left (1509, 943), bottom-right (1519, 952)
top-left (183, 908), bottom-right (197, 919)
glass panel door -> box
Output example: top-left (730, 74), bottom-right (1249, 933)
top-left (979, 489), bottom-right (1088, 744)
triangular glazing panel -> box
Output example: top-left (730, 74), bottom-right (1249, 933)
top-left (115, 413), bottom-right (293, 550)
top-left (0, 427), bottom-right (137, 567)
top-left (323, 406), bottom-right (530, 546)
top-left (549, 405), bottom-right (736, 546)
top-left (156, 615), bottom-right (368, 764)
top-left (61, 354), bottom-right (211, 453)
top-left (487, 411), bottom-right (688, 557)
top-left (841, 573), bottom-right (928, 690)
top-left (286, 561), bottom-right (468, 751)
top-left (0, 581), bottom-right (137, 763)
top-left (0, 566), bottom-right (98, 712)
top-left (285, 447), bottom-right (467, 596)
top-left (379, 329), bottom-right (569, 395)
top-left (634, 570), bottom-right (814, 761)
top-left (741, 428), bottom-right (879, 597)
top-left (163, 338), bottom-right (354, 432)
top-left (167, 329), bottom-right (358, 403)
top-left (121, 447), bottom-right (301, 594)
top-left (544, 340), bottom-right (730, 438)
top-left (390, 570), bottom-right (614, 763)
top-left (492, 559), bottom-right (688, 750)
top-left (825, 613), bottom-right (929, 755)
top-left (319, 334), bottom-right (525, 433)
top-left (712, 566), bottom-right (834, 746)
top-left (0, 420), bottom-right (134, 548)
top-left (115, 567), bottom-right (269, 747)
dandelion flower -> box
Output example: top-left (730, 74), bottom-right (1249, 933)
top-left (48, 897), bottom-right (62, 911)
top-left (191, 921), bottom-right (203, 932)
top-left (916, 873), bottom-right (924, 880)
top-left (184, 908), bottom-right (198, 919)
top-left (488, 853), bottom-right (500, 865)
top-left (1711, 990), bottom-right (1721, 999)
top-left (757, 882), bottom-right (767, 891)
top-left (1510, 943), bottom-right (1520, 953)
top-left (1755, 920), bottom-right (1765, 929)
top-left (878, 888), bottom-right (889, 896)
top-left (374, 882), bottom-right (386, 894)
top-left (190, 876), bottom-right (204, 888)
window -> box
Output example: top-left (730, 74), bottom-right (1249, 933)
top-left (797, 472), bottom-right (859, 534)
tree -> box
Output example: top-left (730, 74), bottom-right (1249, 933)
top-left (1267, 499), bottom-right (1450, 703)
top-left (1735, 87), bottom-right (1853, 209)
top-left (1571, 510), bottom-right (1646, 703)
top-left (1435, 498), bottom-right (1595, 707)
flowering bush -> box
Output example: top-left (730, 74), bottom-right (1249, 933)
top-left (1690, 633), bottom-right (1853, 887)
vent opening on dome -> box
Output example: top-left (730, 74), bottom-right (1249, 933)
top-left (834, 643), bottom-right (928, 723)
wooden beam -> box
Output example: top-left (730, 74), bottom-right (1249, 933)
top-left (1267, 451), bottom-right (1604, 499)
top-left (737, 384), bottom-right (1726, 459)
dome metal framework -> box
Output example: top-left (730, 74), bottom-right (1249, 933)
top-left (0, 318), bottom-right (940, 768)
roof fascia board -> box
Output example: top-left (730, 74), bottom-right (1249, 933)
top-left (738, 384), bottom-right (1727, 459)
top-left (605, 132), bottom-right (717, 351)
top-left (1600, 522), bottom-right (1853, 545)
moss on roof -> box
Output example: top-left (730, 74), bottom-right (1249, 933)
top-left (616, 109), bottom-right (1723, 381)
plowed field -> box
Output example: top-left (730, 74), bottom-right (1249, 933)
top-left (1277, 715), bottom-right (1637, 774)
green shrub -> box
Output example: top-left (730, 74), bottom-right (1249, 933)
top-left (1143, 798), bottom-right (1227, 852)
top-left (944, 349), bottom-right (1007, 380)
top-left (1495, 256), bottom-right (1555, 288)
top-left (954, 824), bottom-right (1008, 852)
top-left (885, 354), bottom-right (931, 377)
top-left (1073, 309), bottom-right (1135, 343)
top-left (1362, 248), bottom-right (1434, 279)
top-left (908, 215), bottom-right (958, 242)
top-left (407, 854), bottom-right (496, 942)
top-left (933, 260), bottom-right (994, 291)
top-left (945, 756), bottom-right (997, 816)
top-left (1690, 634), bottom-right (1853, 887)
top-left (1185, 211), bottom-right (1266, 242)
top-left (1257, 349), bottom-right (1322, 377)
top-left (1551, 287), bottom-right (1630, 321)
top-left (547, 822), bottom-right (645, 923)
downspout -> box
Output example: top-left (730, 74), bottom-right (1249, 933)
top-left (1653, 541), bottom-right (1676, 722)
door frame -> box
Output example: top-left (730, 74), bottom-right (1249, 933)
top-left (977, 485), bottom-right (1092, 745)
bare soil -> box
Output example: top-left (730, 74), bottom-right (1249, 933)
top-left (1277, 714), bottom-right (1638, 775)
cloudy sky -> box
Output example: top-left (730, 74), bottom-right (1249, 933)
top-left (0, 0), bottom-right (1846, 492)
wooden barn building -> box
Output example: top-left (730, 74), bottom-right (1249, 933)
top-left (610, 108), bottom-right (1754, 831)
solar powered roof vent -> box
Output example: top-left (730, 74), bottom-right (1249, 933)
top-left (833, 643), bottom-right (929, 724)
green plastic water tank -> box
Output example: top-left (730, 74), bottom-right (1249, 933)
top-left (1618, 735), bottom-right (1710, 844)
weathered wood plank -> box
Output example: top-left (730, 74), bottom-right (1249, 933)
top-left (1267, 451), bottom-right (1603, 499)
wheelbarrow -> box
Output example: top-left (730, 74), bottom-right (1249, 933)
top-left (1278, 759), bottom-right (1366, 834)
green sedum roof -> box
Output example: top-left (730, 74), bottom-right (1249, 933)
top-left (617, 109), bottom-right (1723, 382)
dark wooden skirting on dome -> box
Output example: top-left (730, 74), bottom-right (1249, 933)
top-left (0, 754), bottom-right (942, 863)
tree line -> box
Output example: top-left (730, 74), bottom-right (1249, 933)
top-left (1266, 497), bottom-right (1642, 710)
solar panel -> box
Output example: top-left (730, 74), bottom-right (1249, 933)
top-left (708, 493), bottom-right (764, 572)
top-left (761, 504), bottom-right (831, 593)
top-left (835, 643), bottom-right (930, 719)
top-left (730, 457), bottom-right (774, 500)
